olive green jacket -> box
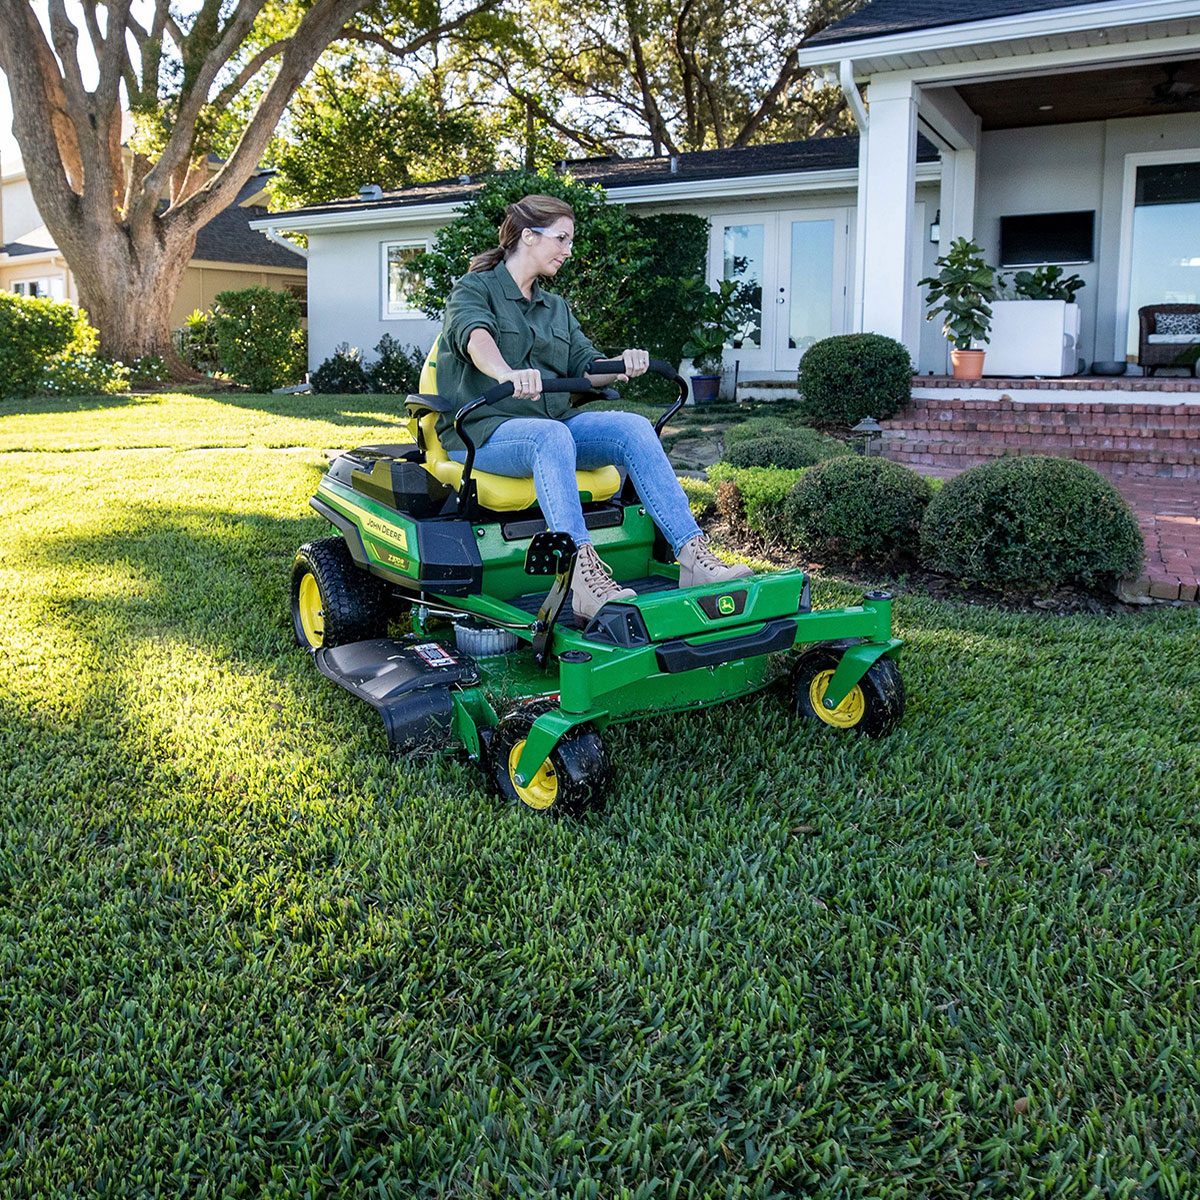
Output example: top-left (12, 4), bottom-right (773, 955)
top-left (435, 263), bottom-right (600, 451)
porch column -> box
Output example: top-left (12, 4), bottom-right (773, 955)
top-left (858, 76), bottom-right (918, 354)
top-left (938, 148), bottom-right (978, 245)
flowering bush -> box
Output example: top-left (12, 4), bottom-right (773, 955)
top-left (39, 352), bottom-right (130, 396)
top-left (0, 293), bottom-right (98, 398)
top-left (130, 354), bottom-right (170, 385)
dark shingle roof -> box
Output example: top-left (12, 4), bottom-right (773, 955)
top-left (193, 173), bottom-right (306, 268)
top-left (270, 133), bottom-right (939, 221)
top-left (808, 0), bottom-right (1113, 46)
top-left (2, 239), bottom-right (54, 257)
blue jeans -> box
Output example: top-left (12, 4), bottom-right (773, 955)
top-left (449, 410), bottom-right (702, 554)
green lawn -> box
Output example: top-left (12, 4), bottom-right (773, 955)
top-left (1, 390), bottom-right (1197, 1198)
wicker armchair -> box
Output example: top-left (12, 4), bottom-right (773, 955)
top-left (1138, 304), bottom-right (1200, 377)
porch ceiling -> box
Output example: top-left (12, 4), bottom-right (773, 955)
top-left (942, 56), bottom-right (1200, 128)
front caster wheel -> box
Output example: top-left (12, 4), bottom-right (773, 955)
top-left (491, 701), bottom-right (610, 817)
top-left (793, 648), bottom-right (905, 737)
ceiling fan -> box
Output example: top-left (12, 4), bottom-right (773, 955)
top-left (1150, 63), bottom-right (1200, 108)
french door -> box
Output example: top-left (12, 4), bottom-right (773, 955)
top-left (708, 208), bottom-right (852, 374)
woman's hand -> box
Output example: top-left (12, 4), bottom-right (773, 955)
top-left (498, 367), bottom-right (543, 399)
top-left (619, 348), bottom-right (650, 379)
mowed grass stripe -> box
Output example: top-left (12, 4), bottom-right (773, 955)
top-left (0, 395), bottom-right (1197, 1198)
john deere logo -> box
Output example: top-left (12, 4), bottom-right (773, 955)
top-left (717, 595), bottom-right (736, 616)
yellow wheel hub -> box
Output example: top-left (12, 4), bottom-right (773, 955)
top-left (298, 572), bottom-right (325, 647)
top-left (809, 669), bottom-right (866, 729)
top-left (508, 739), bottom-right (558, 810)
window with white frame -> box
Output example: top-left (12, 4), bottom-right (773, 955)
top-left (381, 241), bottom-right (428, 319)
top-left (11, 276), bottom-right (65, 300)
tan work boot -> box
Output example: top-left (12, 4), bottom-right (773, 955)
top-left (677, 535), bottom-right (754, 589)
top-left (570, 542), bottom-right (637, 622)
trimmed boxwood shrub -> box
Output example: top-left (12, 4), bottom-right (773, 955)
top-left (708, 463), bottom-right (806, 534)
top-left (212, 286), bottom-right (306, 391)
top-left (798, 333), bottom-right (912, 427)
top-left (919, 455), bottom-right (1144, 590)
top-left (784, 456), bottom-right (933, 566)
top-left (677, 475), bottom-right (717, 519)
top-left (724, 427), bottom-right (853, 470)
top-left (724, 417), bottom-right (801, 448)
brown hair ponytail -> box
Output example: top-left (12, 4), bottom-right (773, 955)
top-left (467, 194), bottom-right (575, 272)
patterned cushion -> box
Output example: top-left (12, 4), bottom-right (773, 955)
top-left (1155, 312), bottom-right (1200, 335)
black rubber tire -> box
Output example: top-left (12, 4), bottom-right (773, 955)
top-left (291, 536), bottom-right (391, 649)
top-left (793, 647), bottom-right (905, 737)
top-left (491, 700), bottom-right (610, 818)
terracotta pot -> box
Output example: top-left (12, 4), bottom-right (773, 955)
top-left (950, 348), bottom-right (985, 380)
top-left (690, 374), bottom-right (721, 404)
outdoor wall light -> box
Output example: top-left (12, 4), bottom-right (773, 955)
top-left (929, 209), bottom-right (941, 244)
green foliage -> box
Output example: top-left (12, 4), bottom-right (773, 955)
top-left (1006, 265), bottom-right (1086, 303)
top-left (175, 309), bottom-right (220, 374)
top-left (310, 344), bottom-right (370, 395)
top-left (367, 335), bottom-right (425, 395)
top-left (269, 65), bottom-right (503, 210)
top-left (919, 237), bottom-right (998, 350)
top-left (676, 475), bottom-right (717, 519)
top-left (408, 170), bottom-right (654, 354)
top-left (211, 287), bottom-right (306, 391)
top-left (1, 388), bottom-right (1197, 1198)
top-left (310, 337), bottom-right (425, 396)
top-left (631, 213), bottom-right (710, 365)
top-left (0, 292), bottom-right (96, 399)
top-left (798, 334), bottom-right (913, 427)
top-left (129, 354), bottom-right (170, 385)
top-left (724, 427), bottom-right (852, 470)
top-left (920, 455), bottom-right (1144, 591)
top-left (723, 416), bottom-right (804, 447)
top-left (708, 462), bottom-right (806, 533)
top-left (682, 279), bottom-right (747, 374)
top-left (783, 456), bottom-right (933, 566)
top-left (38, 352), bottom-right (130, 396)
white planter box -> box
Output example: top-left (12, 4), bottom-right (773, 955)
top-left (984, 300), bottom-right (1081, 377)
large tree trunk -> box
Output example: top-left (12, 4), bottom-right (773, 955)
top-left (65, 220), bottom-right (199, 370)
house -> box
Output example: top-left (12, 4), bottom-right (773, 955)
top-left (252, 138), bottom-right (943, 377)
top-left (0, 161), bottom-right (307, 325)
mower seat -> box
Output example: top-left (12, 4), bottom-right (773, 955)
top-left (410, 336), bottom-right (621, 513)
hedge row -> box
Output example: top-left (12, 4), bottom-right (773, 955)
top-left (707, 453), bottom-right (1143, 592)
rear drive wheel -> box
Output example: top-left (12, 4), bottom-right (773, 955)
top-left (491, 701), bottom-right (610, 817)
top-left (793, 647), bottom-right (905, 737)
top-left (291, 537), bottom-right (391, 649)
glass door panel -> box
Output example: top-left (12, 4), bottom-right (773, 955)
top-left (1126, 161), bottom-right (1200, 356)
top-left (787, 219), bottom-right (835, 357)
top-left (722, 223), bottom-right (765, 349)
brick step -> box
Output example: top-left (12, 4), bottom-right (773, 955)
top-left (884, 442), bottom-right (1198, 479)
top-left (888, 415), bottom-right (1192, 434)
top-left (896, 406), bottom-right (1194, 430)
top-left (884, 429), bottom-right (1199, 453)
top-left (903, 399), bottom-right (1196, 417)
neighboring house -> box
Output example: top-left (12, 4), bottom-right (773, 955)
top-left (257, 0), bottom-right (1199, 380)
top-left (0, 162), bottom-right (307, 327)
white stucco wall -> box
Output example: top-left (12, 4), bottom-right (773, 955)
top-left (2, 174), bottom-right (43, 243)
top-left (305, 222), bottom-right (442, 371)
top-left (976, 112), bottom-right (1200, 367)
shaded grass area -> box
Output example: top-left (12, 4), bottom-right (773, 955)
top-left (1, 393), bottom-right (1198, 1197)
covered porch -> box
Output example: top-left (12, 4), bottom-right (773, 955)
top-left (798, 0), bottom-right (1200, 376)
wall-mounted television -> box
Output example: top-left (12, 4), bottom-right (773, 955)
top-left (999, 211), bottom-right (1095, 267)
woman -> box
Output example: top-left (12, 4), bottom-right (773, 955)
top-left (438, 194), bottom-right (751, 621)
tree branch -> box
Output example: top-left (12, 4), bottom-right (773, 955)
top-left (210, 39), bottom-right (290, 110)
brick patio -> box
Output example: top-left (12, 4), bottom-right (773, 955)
top-left (881, 383), bottom-right (1199, 602)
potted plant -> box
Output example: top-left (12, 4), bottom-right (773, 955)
top-left (682, 279), bottom-right (743, 403)
top-left (918, 237), bottom-right (998, 380)
top-left (985, 266), bottom-right (1086, 377)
